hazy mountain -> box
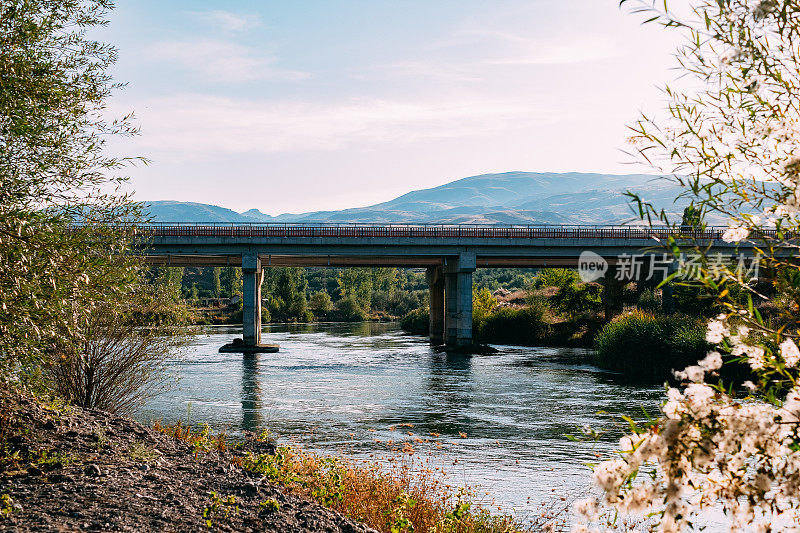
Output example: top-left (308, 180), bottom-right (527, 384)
top-left (144, 171), bottom-right (692, 225)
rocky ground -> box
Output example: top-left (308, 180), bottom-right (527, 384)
top-left (0, 389), bottom-right (376, 532)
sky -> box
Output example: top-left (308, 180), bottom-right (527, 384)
top-left (102, 0), bottom-right (681, 214)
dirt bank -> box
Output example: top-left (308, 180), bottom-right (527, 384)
top-left (0, 389), bottom-right (375, 532)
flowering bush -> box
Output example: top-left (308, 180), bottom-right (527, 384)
top-left (575, 1), bottom-right (800, 531)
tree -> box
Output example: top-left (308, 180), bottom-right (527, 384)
top-left (264, 267), bottom-right (311, 322)
top-left (472, 287), bottom-right (498, 323)
top-left (212, 267), bottom-right (222, 298)
top-left (0, 1), bottom-right (146, 377)
top-left (576, 2), bottom-right (800, 531)
top-left (309, 291), bottom-right (334, 315)
top-left (337, 269), bottom-right (373, 311)
top-left (222, 267), bottom-right (242, 298)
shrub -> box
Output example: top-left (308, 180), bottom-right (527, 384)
top-left (45, 286), bottom-right (187, 413)
top-left (400, 309), bottom-right (429, 335)
top-left (594, 310), bottom-right (710, 381)
top-left (475, 306), bottom-right (550, 345)
top-left (334, 296), bottom-right (367, 322)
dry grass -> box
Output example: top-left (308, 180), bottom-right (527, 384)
top-left (240, 446), bottom-right (543, 533)
top-left (154, 422), bottom-right (569, 532)
top-left (153, 420), bottom-right (229, 457)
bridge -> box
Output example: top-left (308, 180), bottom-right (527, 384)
top-left (137, 223), bottom-right (754, 350)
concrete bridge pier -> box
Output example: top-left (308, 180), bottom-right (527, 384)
top-left (602, 268), bottom-right (624, 322)
top-left (444, 252), bottom-right (476, 347)
top-left (242, 253), bottom-right (263, 346)
top-left (426, 266), bottom-right (445, 345)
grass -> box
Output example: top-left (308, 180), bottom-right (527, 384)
top-left (153, 420), bottom-right (230, 457)
top-left (238, 445), bottom-right (539, 533)
top-left (155, 421), bottom-right (566, 532)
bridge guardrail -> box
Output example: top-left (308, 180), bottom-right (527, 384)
top-left (123, 222), bottom-right (768, 240)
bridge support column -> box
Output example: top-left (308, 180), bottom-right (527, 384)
top-left (242, 254), bottom-right (263, 346)
top-left (602, 267), bottom-right (624, 322)
top-left (444, 253), bottom-right (476, 347)
top-left (426, 266), bottom-right (445, 345)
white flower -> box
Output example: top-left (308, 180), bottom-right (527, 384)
top-left (747, 346), bottom-right (766, 370)
top-left (674, 365), bottom-right (705, 383)
top-left (573, 498), bottom-right (598, 520)
top-left (592, 459), bottom-right (630, 491)
top-left (706, 319), bottom-right (727, 343)
top-left (780, 338), bottom-right (800, 367)
top-left (699, 351), bottom-right (723, 372)
top-left (722, 223), bottom-right (749, 243)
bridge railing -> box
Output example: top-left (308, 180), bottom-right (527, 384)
top-left (129, 222), bottom-right (756, 240)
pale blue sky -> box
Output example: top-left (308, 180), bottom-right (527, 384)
top-left (104, 1), bottom-right (679, 214)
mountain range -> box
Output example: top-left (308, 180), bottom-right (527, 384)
top-left (144, 171), bottom-right (695, 225)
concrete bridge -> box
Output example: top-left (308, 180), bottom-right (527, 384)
top-left (136, 223), bottom-right (756, 349)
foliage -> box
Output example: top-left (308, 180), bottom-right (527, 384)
top-left (576, 1), bottom-right (800, 531)
top-left (203, 492), bottom-right (238, 528)
top-left (594, 310), bottom-right (711, 381)
top-left (0, 0), bottom-right (146, 378)
top-left (264, 268), bottom-right (312, 322)
top-left (337, 269), bottom-right (374, 311)
top-left (44, 281), bottom-right (187, 413)
top-left (334, 296), bottom-right (367, 322)
top-left (474, 306), bottom-right (550, 345)
top-left (471, 288), bottom-right (497, 324)
top-left (530, 268), bottom-right (580, 290)
top-left (531, 269), bottom-right (601, 318)
top-left (400, 309), bottom-right (429, 335)
top-left (473, 268), bottom-right (537, 291)
top-left (221, 267), bottom-right (242, 299)
top-left (240, 445), bottom-right (539, 533)
top-left (212, 267), bottom-right (222, 298)
top-left (309, 290), bottom-right (334, 316)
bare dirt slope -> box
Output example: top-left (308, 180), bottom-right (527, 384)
top-left (0, 389), bottom-right (376, 532)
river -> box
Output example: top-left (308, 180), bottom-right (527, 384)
top-left (135, 322), bottom-right (663, 518)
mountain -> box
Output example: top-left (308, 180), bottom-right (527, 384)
top-left (144, 171), bottom-right (693, 225)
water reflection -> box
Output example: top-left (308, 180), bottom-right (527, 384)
top-left (241, 355), bottom-right (263, 431)
top-left (136, 322), bottom-right (663, 512)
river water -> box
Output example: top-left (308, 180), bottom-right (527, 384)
top-left (135, 322), bottom-right (663, 517)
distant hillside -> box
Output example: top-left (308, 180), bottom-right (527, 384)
top-left (144, 171), bottom-right (694, 225)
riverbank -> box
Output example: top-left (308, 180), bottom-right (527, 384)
top-left (1, 383), bottom-right (557, 532)
top-left (0, 387), bottom-right (375, 532)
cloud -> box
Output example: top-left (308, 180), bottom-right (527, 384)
top-left (146, 40), bottom-right (309, 83)
top-left (121, 93), bottom-right (569, 159)
top-left (189, 10), bottom-right (260, 33)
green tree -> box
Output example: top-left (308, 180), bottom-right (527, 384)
top-left (0, 1), bottom-right (148, 376)
top-left (222, 267), bottom-right (242, 298)
top-left (472, 287), bottom-right (498, 324)
top-left (309, 291), bottom-right (334, 316)
top-left (337, 269), bottom-right (373, 311)
top-left (264, 268), bottom-right (311, 322)
top-left (212, 267), bottom-right (222, 298)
